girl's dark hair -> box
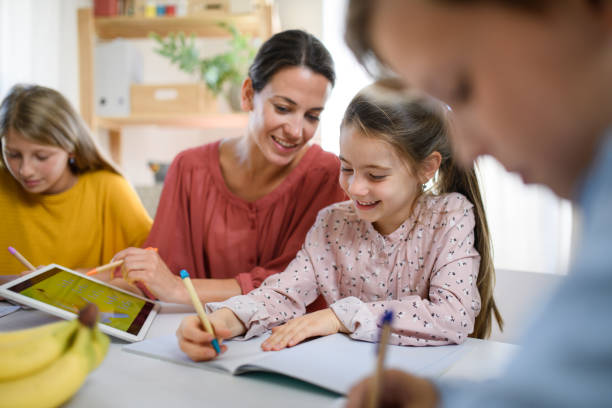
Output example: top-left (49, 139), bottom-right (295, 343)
top-left (342, 79), bottom-right (503, 339)
top-left (0, 84), bottom-right (120, 175)
top-left (248, 29), bottom-right (335, 92)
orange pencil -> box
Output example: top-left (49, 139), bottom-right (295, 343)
top-left (86, 259), bottom-right (124, 276)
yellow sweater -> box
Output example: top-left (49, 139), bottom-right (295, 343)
top-left (0, 169), bottom-right (152, 275)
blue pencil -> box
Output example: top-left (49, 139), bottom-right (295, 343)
top-left (369, 310), bottom-right (394, 408)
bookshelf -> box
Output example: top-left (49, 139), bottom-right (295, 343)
top-left (77, 5), bottom-right (276, 165)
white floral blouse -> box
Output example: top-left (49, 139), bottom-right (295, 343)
top-left (207, 192), bottom-right (482, 346)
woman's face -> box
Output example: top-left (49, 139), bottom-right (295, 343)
top-left (244, 66), bottom-right (332, 167)
top-left (370, 0), bottom-right (612, 198)
top-left (2, 129), bottom-right (76, 194)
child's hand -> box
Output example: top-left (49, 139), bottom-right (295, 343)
top-left (261, 308), bottom-right (349, 351)
top-left (345, 369), bottom-right (439, 408)
top-left (176, 314), bottom-right (232, 361)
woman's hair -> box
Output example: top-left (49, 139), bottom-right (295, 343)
top-left (342, 79), bottom-right (503, 339)
top-left (0, 84), bottom-right (120, 175)
top-left (248, 29), bottom-right (335, 92)
top-left (344, 0), bottom-right (603, 76)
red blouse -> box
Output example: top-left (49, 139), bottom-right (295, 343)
top-left (145, 140), bottom-right (346, 294)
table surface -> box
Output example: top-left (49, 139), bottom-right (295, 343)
top-left (0, 303), bottom-right (519, 408)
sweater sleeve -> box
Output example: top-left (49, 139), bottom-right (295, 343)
top-left (234, 159), bottom-right (347, 294)
top-left (144, 152), bottom-right (199, 275)
top-left (206, 209), bottom-right (331, 338)
top-left (330, 205), bottom-right (481, 346)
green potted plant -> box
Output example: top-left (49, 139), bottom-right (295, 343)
top-left (150, 22), bottom-right (258, 111)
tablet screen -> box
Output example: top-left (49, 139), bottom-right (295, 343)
top-left (7, 267), bottom-right (154, 336)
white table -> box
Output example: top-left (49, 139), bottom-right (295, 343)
top-left (0, 303), bottom-right (519, 408)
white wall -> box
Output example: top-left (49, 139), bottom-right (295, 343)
top-left (0, 0), bottom-right (88, 108)
top-left (490, 269), bottom-right (563, 343)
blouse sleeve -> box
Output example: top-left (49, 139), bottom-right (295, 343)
top-left (144, 153), bottom-right (199, 275)
top-left (330, 205), bottom-right (481, 346)
top-left (101, 174), bottom-right (152, 263)
top-left (233, 164), bottom-right (347, 294)
top-left (206, 210), bottom-right (331, 338)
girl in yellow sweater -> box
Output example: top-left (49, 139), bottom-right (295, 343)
top-left (0, 84), bottom-right (152, 279)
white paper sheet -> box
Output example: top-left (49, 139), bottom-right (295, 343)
top-left (124, 333), bottom-right (474, 395)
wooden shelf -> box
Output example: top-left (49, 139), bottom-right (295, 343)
top-left (77, 5), bottom-right (277, 165)
top-left (95, 14), bottom-right (265, 39)
top-left (97, 113), bottom-right (249, 131)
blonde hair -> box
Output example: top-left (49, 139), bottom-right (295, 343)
top-left (342, 79), bottom-right (503, 338)
top-left (0, 84), bottom-right (120, 175)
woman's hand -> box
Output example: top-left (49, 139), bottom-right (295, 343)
top-left (176, 308), bottom-right (246, 361)
top-left (345, 369), bottom-right (439, 408)
top-left (261, 308), bottom-right (349, 351)
top-left (112, 247), bottom-right (184, 303)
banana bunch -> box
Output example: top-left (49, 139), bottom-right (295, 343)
top-left (0, 303), bottom-right (110, 408)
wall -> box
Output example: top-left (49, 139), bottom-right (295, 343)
top-left (106, 0), bottom-right (324, 186)
top-left (489, 268), bottom-right (563, 344)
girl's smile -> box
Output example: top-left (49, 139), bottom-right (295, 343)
top-left (354, 200), bottom-right (381, 210)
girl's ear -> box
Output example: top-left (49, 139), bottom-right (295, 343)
top-left (240, 77), bottom-right (255, 111)
top-left (419, 151), bottom-right (442, 184)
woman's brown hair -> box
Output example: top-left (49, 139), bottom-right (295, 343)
top-left (0, 84), bottom-right (121, 175)
top-left (342, 79), bottom-right (503, 338)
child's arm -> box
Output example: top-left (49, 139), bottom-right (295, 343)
top-left (176, 308), bottom-right (245, 361)
top-left (205, 207), bottom-right (335, 339)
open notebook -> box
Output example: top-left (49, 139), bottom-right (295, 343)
top-left (123, 333), bottom-right (474, 395)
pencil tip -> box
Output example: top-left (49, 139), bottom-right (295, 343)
top-left (382, 310), bottom-right (393, 325)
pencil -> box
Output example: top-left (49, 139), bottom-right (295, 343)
top-left (179, 269), bottom-right (221, 355)
top-left (368, 310), bottom-right (394, 408)
top-left (86, 260), bottom-right (124, 276)
top-left (7, 246), bottom-right (36, 272)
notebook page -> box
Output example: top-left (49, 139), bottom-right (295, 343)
top-left (246, 333), bottom-right (474, 395)
top-left (123, 334), bottom-right (270, 374)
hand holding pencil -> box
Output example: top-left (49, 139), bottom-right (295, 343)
top-left (176, 270), bottom-right (243, 361)
top-left (345, 310), bottom-right (439, 408)
top-left (87, 247), bottom-right (159, 300)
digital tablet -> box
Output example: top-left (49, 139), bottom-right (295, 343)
top-left (0, 264), bottom-right (160, 342)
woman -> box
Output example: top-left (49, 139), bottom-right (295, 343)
top-left (112, 30), bottom-right (346, 305)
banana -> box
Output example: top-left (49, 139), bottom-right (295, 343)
top-left (90, 325), bottom-right (110, 369)
top-left (0, 319), bottom-right (70, 347)
top-left (0, 319), bottom-right (79, 381)
top-left (0, 324), bottom-right (96, 408)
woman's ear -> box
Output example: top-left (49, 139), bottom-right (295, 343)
top-left (241, 77), bottom-right (254, 111)
top-left (419, 151), bottom-right (442, 184)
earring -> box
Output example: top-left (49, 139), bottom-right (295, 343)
top-left (68, 157), bottom-right (76, 166)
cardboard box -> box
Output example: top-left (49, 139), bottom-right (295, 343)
top-left (130, 83), bottom-right (218, 114)
top-left (187, 0), bottom-right (228, 15)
